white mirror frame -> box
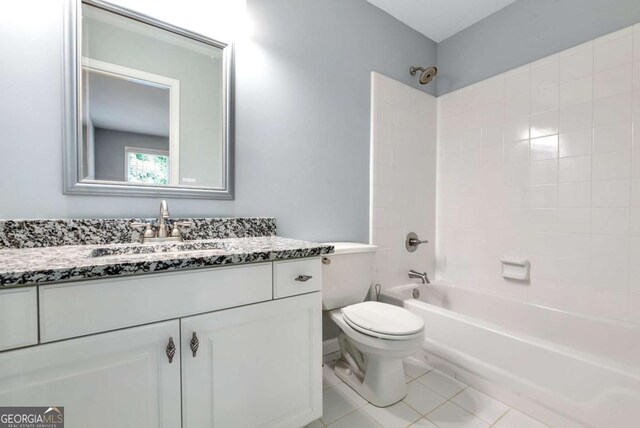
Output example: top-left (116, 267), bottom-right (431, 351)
top-left (62, 0), bottom-right (235, 199)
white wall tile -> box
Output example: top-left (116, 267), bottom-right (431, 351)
top-left (436, 26), bottom-right (640, 325)
top-left (530, 159), bottom-right (558, 185)
top-left (631, 264), bottom-right (640, 293)
top-left (634, 63), bottom-right (640, 90)
top-left (559, 102), bottom-right (592, 133)
top-left (503, 117), bottom-right (530, 142)
top-left (560, 47), bottom-right (593, 82)
top-left (591, 208), bottom-right (630, 235)
top-left (631, 207), bottom-right (640, 235)
top-left (593, 93), bottom-right (632, 127)
top-left (591, 179), bottom-right (630, 207)
top-left (594, 34), bottom-right (633, 73)
top-left (504, 94), bottom-right (529, 120)
top-left (629, 293), bottom-right (640, 323)
top-left (595, 26), bottom-right (632, 45)
top-left (531, 59), bottom-right (559, 91)
top-left (593, 64), bottom-right (633, 99)
top-left (635, 92), bottom-right (640, 138)
top-left (559, 76), bottom-right (592, 107)
top-left (629, 236), bottom-right (640, 265)
top-left (593, 122), bottom-right (632, 153)
top-left (558, 208), bottom-right (591, 234)
top-left (559, 182), bottom-right (590, 207)
top-left (528, 184), bottom-right (558, 209)
top-left (592, 150), bottom-right (631, 180)
top-left (504, 140), bottom-right (529, 164)
top-left (481, 75), bottom-right (505, 105)
top-left (591, 235), bottom-right (630, 263)
top-left (531, 86), bottom-right (559, 114)
top-left (505, 66), bottom-right (530, 98)
top-left (589, 263), bottom-right (629, 292)
top-left (372, 73), bottom-right (436, 291)
top-left (530, 135), bottom-right (558, 161)
top-left (559, 155), bottom-right (591, 182)
top-left (530, 110), bottom-right (558, 138)
top-left (559, 129), bottom-right (592, 158)
top-left (632, 179), bottom-right (640, 206)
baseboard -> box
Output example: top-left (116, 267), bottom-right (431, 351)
top-left (323, 338), bottom-right (340, 356)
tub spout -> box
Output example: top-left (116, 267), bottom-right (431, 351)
top-left (409, 270), bottom-right (430, 284)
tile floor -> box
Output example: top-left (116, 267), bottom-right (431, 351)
top-left (307, 351), bottom-right (549, 428)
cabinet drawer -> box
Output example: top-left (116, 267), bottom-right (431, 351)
top-left (273, 258), bottom-right (322, 299)
top-left (0, 287), bottom-right (38, 351)
top-left (39, 263), bottom-right (272, 342)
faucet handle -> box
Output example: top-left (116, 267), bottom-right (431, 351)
top-left (130, 222), bottom-right (155, 240)
top-left (170, 221), bottom-right (193, 238)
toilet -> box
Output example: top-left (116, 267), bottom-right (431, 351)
top-left (322, 242), bottom-right (425, 407)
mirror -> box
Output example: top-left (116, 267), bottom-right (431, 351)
top-left (63, 0), bottom-right (234, 199)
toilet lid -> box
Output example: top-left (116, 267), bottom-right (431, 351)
top-left (341, 302), bottom-right (424, 337)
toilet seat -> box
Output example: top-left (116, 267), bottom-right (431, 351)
top-left (341, 302), bottom-right (424, 340)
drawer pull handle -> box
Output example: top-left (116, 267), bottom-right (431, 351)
top-left (190, 332), bottom-right (199, 357)
top-left (295, 275), bottom-right (313, 282)
top-left (166, 337), bottom-right (176, 363)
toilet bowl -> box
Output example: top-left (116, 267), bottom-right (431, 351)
top-left (322, 243), bottom-right (425, 407)
top-left (330, 302), bottom-right (424, 406)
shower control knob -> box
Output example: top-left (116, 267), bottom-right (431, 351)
top-left (405, 232), bottom-right (428, 252)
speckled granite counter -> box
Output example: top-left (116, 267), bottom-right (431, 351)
top-left (0, 236), bottom-right (334, 287)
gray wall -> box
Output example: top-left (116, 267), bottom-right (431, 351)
top-left (436, 0), bottom-right (640, 95)
top-left (94, 128), bottom-right (169, 182)
top-left (0, 0), bottom-right (436, 243)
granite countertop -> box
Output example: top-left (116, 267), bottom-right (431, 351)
top-left (0, 236), bottom-right (334, 287)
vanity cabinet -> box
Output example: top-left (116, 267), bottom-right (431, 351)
top-left (0, 321), bottom-right (182, 428)
top-left (181, 292), bottom-right (322, 428)
top-left (0, 258), bottom-right (322, 428)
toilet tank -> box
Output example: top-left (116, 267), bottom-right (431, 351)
top-left (321, 242), bottom-right (377, 310)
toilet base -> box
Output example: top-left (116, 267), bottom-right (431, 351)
top-left (334, 351), bottom-right (408, 407)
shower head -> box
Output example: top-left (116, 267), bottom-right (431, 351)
top-left (409, 66), bottom-right (438, 84)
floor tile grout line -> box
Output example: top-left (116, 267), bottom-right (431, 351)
top-left (323, 402), bottom-right (382, 428)
top-left (488, 408), bottom-right (512, 427)
top-left (448, 386), bottom-right (512, 425)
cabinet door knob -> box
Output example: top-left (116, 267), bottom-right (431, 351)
top-left (190, 332), bottom-right (199, 357)
top-left (295, 275), bottom-right (313, 282)
top-left (166, 337), bottom-right (176, 363)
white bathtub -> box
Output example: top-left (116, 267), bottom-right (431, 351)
top-left (381, 281), bottom-right (640, 428)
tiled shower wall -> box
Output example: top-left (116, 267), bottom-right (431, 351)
top-left (370, 73), bottom-right (437, 290)
top-left (436, 24), bottom-right (640, 323)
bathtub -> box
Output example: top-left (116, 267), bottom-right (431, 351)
top-left (381, 281), bottom-right (640, 428)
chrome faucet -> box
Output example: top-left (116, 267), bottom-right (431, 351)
top-left (409, 270), bottom-right (430, 284)
top-left (157, 200), bottom-right (171, 238)
top-left (131, 200), bottom-right (193, 243)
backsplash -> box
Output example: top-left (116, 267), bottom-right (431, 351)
top-left (436, 25), bottom-right (640, 323)
top-left (0, 217), bottom-right (277, 249)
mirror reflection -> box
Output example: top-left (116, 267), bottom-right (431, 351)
top-left (80, 3), bottom-right (226, 190)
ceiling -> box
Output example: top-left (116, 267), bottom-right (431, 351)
top-left (86, 70), bottom-right (170, 138)
top-left (366, 0), bottom-right (518, 42)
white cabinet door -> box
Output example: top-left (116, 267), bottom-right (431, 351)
top-left (182, 292), bottom-right (322, 428)
top-left (0, 321), bottom-right (181, 428)
top-left (0, 287), bottom-right (38, 351)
